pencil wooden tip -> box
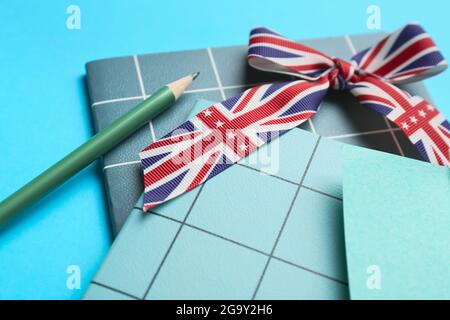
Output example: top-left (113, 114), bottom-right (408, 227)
top-left (167, 74), bottom-right (198, 100)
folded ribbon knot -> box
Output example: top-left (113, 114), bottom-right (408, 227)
top-left (328, 58), bottom-right (357, 90)
top-left (140, 23), bottom-right (450, 211)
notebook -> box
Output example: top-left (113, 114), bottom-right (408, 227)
top-left (84, 97), bottom-right (424, 300)
top-left (84, 31), bottom-right (429, 235)
top-left (343, 146), bottom-right (450, 299)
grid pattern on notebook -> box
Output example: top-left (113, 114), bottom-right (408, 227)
top-left (85, 122), bottom-right (350, 300)
top-left (85, 31), bottom-right (425, 234)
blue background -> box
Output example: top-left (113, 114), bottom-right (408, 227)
top-left (0, 0), bottom-right (449, 299)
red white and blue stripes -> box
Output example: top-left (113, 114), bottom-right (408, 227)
top-left (140, 80), bottom-right (328, 210)
top-left (140, 23), bottom-right (449, 211)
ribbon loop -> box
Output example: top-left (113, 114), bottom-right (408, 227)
top-left (249, 24), bottom-right (447, 87)
top-left (350, 23), bottom-right (447, 84)
top-left (248, 27), bottom-right (335, 81)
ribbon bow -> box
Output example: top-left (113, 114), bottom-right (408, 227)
top-left (140, 23), bottom-right (450, 210)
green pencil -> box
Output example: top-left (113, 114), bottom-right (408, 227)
top-left (0, 72), bottom-right (199, 227)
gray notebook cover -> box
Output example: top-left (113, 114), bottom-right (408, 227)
top-left (85, 31), bottom-right (426, 235)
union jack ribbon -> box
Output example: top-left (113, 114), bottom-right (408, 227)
top-left (140, 23), bottom-right (450, 211)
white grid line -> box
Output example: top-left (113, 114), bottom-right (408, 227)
top-left (326, 127), bottom-right (401, 139)
top-left (103, 160), bottom-right (141, 170)
top-left (91, 95), bottom-right (143, 107)
top-left (133, 55), bottom-right (157, 142)
top-left (184, 87), bottom-right (221, 94)
top-left (307, 119), bottom-right (317, 134)
top-left (207, 48), bottom-right (226, 100)
top-left (383, 117), bottom-right (405, 156)
top-left (133, 55), bottom-right (146, 98)
top-left (221, 82), bottom-right (270, 91)
top-left (344, 35), bottom-right (357, 55)
top-left (90, 83), bottom-right (272, 108)
top-left (186, 83), bottom-right (263, 94)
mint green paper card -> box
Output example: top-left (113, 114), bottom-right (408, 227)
top-left (343, 146), bottom-right (450, 299)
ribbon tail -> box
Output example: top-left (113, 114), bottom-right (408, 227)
top-left (139, 80), bottom-right (329, 211)
top-left (348, 75), bottom-right (450, 166)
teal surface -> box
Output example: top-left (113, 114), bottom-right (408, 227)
top-left (94, 203), bottom-right (180, 299)
top-left (275, 188), bottom-right (347, 282)
top-left (148, 227), bottom-right (268, 300)
top-left (303, 138), bottom-right (344, 198)
top-left (187, 165), bottom-right (298, 253)
top-left (343, 146), bottom-right (450, 299)
top-left (240, 127), bottom-right (319, 182)
top-left (1, 0), bottom-right (450, 299)
top-left (257, 260), bottom-right (347, 300)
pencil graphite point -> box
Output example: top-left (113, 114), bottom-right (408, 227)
top-left (192, 72), bottom-right (200, 80)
